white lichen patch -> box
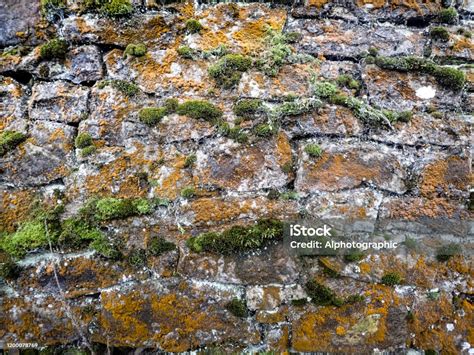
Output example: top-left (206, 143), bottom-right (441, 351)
top-left (415, 85), bottom-right (436, 99)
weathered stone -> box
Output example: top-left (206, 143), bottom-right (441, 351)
top-left (0, 76), bottom-right (28, 133)
top-left (29, 81), bottom-right (90, 123)
top-left (295, 140), bottom-right (407, 194)
top-left (0, 0), bottom-right (42, 46)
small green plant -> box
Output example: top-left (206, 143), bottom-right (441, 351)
top-left (186, 219), bottom-right (283, 254)
top-left (184, 154), bottom-right (197, 168)
top-left (101, 0), bottom-right (133, 17)
top-left (345, 294), bottom-right (365, 304)
top-left (437, 7), bottom-right (458, 24)
top-left (185, 19), bottom-right (202, 33)
top-left (254, 123), bottom-right (275, 137)
top-left (98, 80), bottom-right (139, 97)
top-left (381, 272), bottom-right (402, 286)
top-left (181, 186), bottom-right (195, 199)
top-left (0, 130), bottom-right (26, 157)
top-left (233, 99), bottom-right (262, 118)
top-left (436, 242), bottom-right (462, 261)
top-left (336, 74), bottom-right (360, 90)
top-left (90, 235), bottom-right (121, 259)
top-left (58, 218), bottom-right (102, 249)
top-left (177, 100), bottom-right (223, 122)
top-left (225, 298), bottom-right (248, 317)
top-left (147, 237), bottom-right (175, 256)
top-left (124, 43), bottom-right (147, 57)
top-left (313, 81), bottom-right (338, 99)
top-left (40, 38), bottom-right (68, 59)
top-left (177, 46), bottom-right (195, 59)
top-left (430, 27), bottom-right (450, 41)
top-left (259, 27), bottom-right (297, 76)
top-left (208, 54), bottom-right (252, 88)
top-left (305, 280), bottom-right (343, 307)
top-left (139, 107), bottom-right (167, 126)
top-left (344, 249), bottom-right (365, 262)
top-left (75, 132), bottom-right (93, 149)
top-left (128, 248), bottom-right (147, 267)
top-left (94, 197), bottom-right (152, 221)
top-left (304, 144), bottom-right (323, 158)
top-left (80, 145), bottom-right (96, 157)
top-left (291, 298), bottom-right (308, 306)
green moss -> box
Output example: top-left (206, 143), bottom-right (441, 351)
top-left (147, 237), bottom-right (175, 256)
top-left (345, 294), bottom-right (365, 304)
top-left (437, 7), bottom-right (458, 24)
top-left (124, 43), bottom-right (146, 57)
top-left (101, 0), bottom-right (133, 17)
top-left (344, 249), bottom-right (365, 262)
top-left (128, 248), bottom-right (147, 267)
top-left (1, 220), bottom-right (51, 259)
top-left (208, 54), bottom-right (252, 88)
top-left (177, 100), bottom-right (223, 122)
top-left (94, 197), bottom-right (152, 221)
top-left (304, 144), bottom-right (323, 158)
top-left (164, 98), bottom-right (179, 113)
top-left (180, 186), bottom-right (195, 199)
top-left (40, 38), bottom-right (68, 60)
top-left (259, 28), bottom-right (295, 76)
top-left (75, 132), bottom-right (93, 149)
top-left (217, 121), bottom-right (248, 143)
top-left (184, 154), bottom-right (197, 168)
top-left (291, 298), bottom-right (308, 306)
top-left (90, 235), bottom-right (121, 259)
top-left (457, 28), bottom-right (472, 38)
top-left (80, 145), bottom-right (96, 157)
top-left (98, 80), bottom-right (139, 97)
top-left (436, 242), bottom-right (462, 262)
top-left (254, 123), bottom-right (275, 137)
top-left (430, 27), bottom-right (450, 41)
top-left (139, 107), bottom-right (167, 126)
top-left (186, 219), bottom-right (283, 254)
top-left (0, 258), bottom-right (21, 280)
top-left (225, 298), bottom-right (248, 317)
top-left (233, 99), bottom-right (262, 118)
top-left (0, 130), bottom-right (27, 157)
top-left (381, 272), bottom-right (402, 286)
top-left (280, 191), bottom-right (299, 200)
top-left (185, 19), bottom-right (203, 33)
top-left (336, 74), bottom-right (360, 90)
top-left (58, 218), bottom-right (102, 249)
top-left (177, 46), bottom-right (195, 59)
top-left (313, 81), bottom-right (338, 99)
top-left (395, 110), bottom-right (413, 123)
top-left (373, 55), bottom-right (465, 91)
top-left (305, 280), bottom-right (343, 307)
top-left (40, 0), bottom-right (66, 18)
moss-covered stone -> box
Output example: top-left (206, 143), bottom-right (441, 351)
top-left (90, 235), bottom-right (121, 259)
top-left (381, 272), bottom-right (402, 286)
top-left (75, 132), bottom-right (93, 149)
top-left (40, 38), bottom-right (68, 60)
top-left (177, 46), bottom-right (194, 59)
top-left (176, 100), bottom-right (223, 122)
top-left (58, 218), bottom-right (102, 249)
top-left (0, 130), bottom-right (27, 157)
top-left (147, 237), bottom-right (175, 256)
top-left (436, 242), bottom-right (462, 262)
top-left (128, 248), bottom-right (147, 267)
top-left (304, 144), bottom-right (323, 158)
top-left (430, 27), bottom-right (450, 42)
top-left (437, 7), bottom-right (458, 24)
top-left (184, 154), bottom-right (197, 168)
top-left (185, 19), bottom-right (203, 34)
top-left (94, 197), bottom-right (151, 221)
top-left (233, 99), bottom-right (262, 118)
top-left (138, 107), bottom-right (167, 126)
top-left (98, 80), bottom-right (139, 97)
top-left (305, 280), bottom-right (343, 307)
top-left (225, 298), bottom-right (248, 317)
top-left (186, 219), bottom-right (283, 254)
top-left (124, 43), bottom-right (147, 57)
top-left (80, 145), bottom-right (96, 157)
top-left (336, 74), bottom-right (360, 90)
top-left (101, 0), bottom-right (133, 17)
top-left (180, 186), bottom-right (195, 199)
top-left (0, 258), bottom-right (21, 280)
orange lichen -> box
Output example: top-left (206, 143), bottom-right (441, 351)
top-left (420, 157), bottom-right (470, 198)
top-left (275, 131), bottom-right (292, 170)
top-left (0, 189), bottom-right (35, 232)
top-left (308, 0), bottom-right (331, 8)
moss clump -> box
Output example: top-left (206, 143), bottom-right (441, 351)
top-left (233, 99), bottom-right (262, 118)
top-left (437, 7), bottom-right (458, 24)
top-left (90, 235), bottom-right (121, 259)
top-left (0, 258), bottom-right (21, 280)
top-left (75, 132), bottom-right (93, 149)
top-left (305, 280), bottom-right (343, 307)
top-left (336, 74), bottom-right (360, 90)
top-left (177, 100), bottom-right (223, 122)
top-left (98, 80), bottom-right (139, 97)
top-left (208, 54), bottom-right (252, 88)
top-left (138, 107), bottom-right (167, 126)
top-left (0, 130), bottom-right (27, 157)
top-left (436, 242), bottom-right (462, 261)
top-left (254, 124), bottom-right (275, 137)
top-left (80, 145), bottom-right (96, 157)
top-left (101, 0), bottom-right (133, 17)
top-left (58, 218), bottom-right (102, 249)
top-left (40, 38), bottom-right (68, 60)
top-left (344, 249), bottom-right (365, 262)
top-left (164, 98), bottom-right (179, 113)
top-left (430, 27), bottom-right (450, 41)
top-left (225, 298), bottom-right (248, 317)
top-left (184, 154), bottom-right (197, 168)
top-left (259, 28), bottom-right (298, 76)
top-left (217, 122), bottom-right (248, 143)
top-left (180, 186), bottom-right (195, 199)
top-left (304, 144), bottom-right (323, 158)
top-left (345, 294), bottom-right (365, 304)
top-left (124, 43), bottom-right (146, 57)
top-left (185, 19), bottom-right (203, 33)
top-left (381, 272), bottom-right (402, 286)
top-left (147, 237), bottom-right (175, 256)
top-left (291, 298), bottom-right (308, 306)
top-left (40, 0), bottom-right (65, 18)
top-left (373, 55), bottom-right (465, 91)
top-left (128, 248), bottom-right (147, 267)
top-left (177, 46), bottom-right (195, 59)
top-left (186, 219), bottom-right (283, 254)
top-left (93, 197), bottom-right (152, 221)
top-left (313, 81), bottom-right (338, 99)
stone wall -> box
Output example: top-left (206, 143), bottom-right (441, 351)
top-left (0, 0), bottom-right (473, 352)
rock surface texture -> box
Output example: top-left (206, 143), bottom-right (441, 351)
top-left (0, 0), bottom-right (473, 353)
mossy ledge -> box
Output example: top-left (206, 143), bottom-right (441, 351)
top-left (186, 219), bottom-right (284, 254)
